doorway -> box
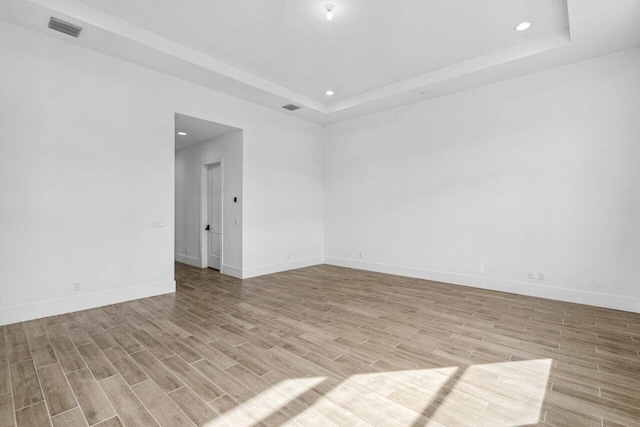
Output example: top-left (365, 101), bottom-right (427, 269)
top-left (174, 113), bottom-right (243, 277)
top-left (206, 163), bottom-right (222, 270)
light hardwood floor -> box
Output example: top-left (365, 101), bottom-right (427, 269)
top-left (1, 262), bottom-right (640, 426)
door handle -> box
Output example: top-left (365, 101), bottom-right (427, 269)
top-left (205, 225), bottom-right (210, 231)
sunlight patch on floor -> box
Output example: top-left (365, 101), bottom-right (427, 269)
top-left (426, 358), bottom-right (553, 426)
top-left (211, 359), bottom-right (552, 426)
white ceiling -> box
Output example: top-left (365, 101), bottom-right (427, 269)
top-left (175, 114), bottom-right (240, 151)
top-left (78, 0), bottom-right (568, 103)
top-left (2, 0), bottom-right (640, 124)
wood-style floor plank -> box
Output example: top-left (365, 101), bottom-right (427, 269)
top-left (160, 355), bottom-right (224, 402)
top-left (167, 386), bottom-right (223, 427)
top-left (15, 401), bottom-right (50, 427)
top-left (132, 380), bottom-right (196, 426)
top-left (50, 338), bottom-right (86, 374)
top-left (130, 331), bottom-right (173, 360)
top-left (67, 368), bottom-right (115, 426)
top-left (102, 346), bottom-right (148, 386)
top-left (104, 327), bottom-right (143, 354)
top-left (99, 375), bottom-right (157, 427)
top-left (6, 332), bottom-right (30, 365)
top-left (28, 335), bottom-right (57, 368)
top-left (129, 350), bottom-right (184, 393)
top-left (0, 392), bottom-right (14, 427)
top-left (37, 363), bottom-right (77, 416)
top-left (9, 359), bottom-right (43, 410)
top-left (155, 333), bottom-right (202, 364)
top-left (22, 320), bottom-right (46, 340)
top-left (51, 407), bottom-right (88, 427)
top-left (76, 343), bottom-right (116, 381)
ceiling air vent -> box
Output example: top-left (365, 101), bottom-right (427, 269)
top-left (48, 17), bottom-right (83, 38)
top-left (282, 104), bottom-right (301, 111)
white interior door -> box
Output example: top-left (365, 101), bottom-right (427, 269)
top-left (207, 165), bottom-right (222, 270)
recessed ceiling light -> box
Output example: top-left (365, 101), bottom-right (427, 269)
top-left (515, 22), bottom-right (531, 31)
top-left (326, 90), bottom-right (334, 96)
top-left (178, 132), bottom-right (187, 136)
top-left (324, 4), bottom-right (335, 20)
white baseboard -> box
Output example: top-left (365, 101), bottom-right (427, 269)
top-left (175, 253), bottom-right (201, 267)
top-left (221, 264), bottom-right (243, 279)
top-left (324, 257), bottom-right (639, 313)
top-left (178, 256), bottom-right (324, 280)
top-left (0, 280), bottom-right (176, 326)
top-left (242, 257), bottom-right (324, 279)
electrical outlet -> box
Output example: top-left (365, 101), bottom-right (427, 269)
top-left (287, 253), bottom-right (291, 259)
top-left (152, 221), bottom-right (164, 228)
top-left (74, 282), bottom-right (81, 292)
top-left (359, 252), bottom-right (363, 259)
top-left (186, 247), bottom-right (189, 255)
top-left (538, 272), bottom-right (545, 281)
top-left (528, 271), bottom-right (534, 280)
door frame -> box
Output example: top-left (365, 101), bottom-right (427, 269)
top-left (200, 157), bottom-right (223, 271)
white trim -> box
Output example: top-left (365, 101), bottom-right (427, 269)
top-left (0, 280), bottom-right (176, 325)
top-left (175, 253), bottom-right (201, 267)
top-left (221, 264), bottom-right (243, 279)
top-left (242, 257), bottom-right (324, 279)
top-left (324, 257), bottom-right (640, 313)
top-left (29, 0), bottom-right (327, 113)
top-left (24, 0), bottom-right (571, 116)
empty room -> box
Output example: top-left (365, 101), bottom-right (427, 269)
top-left (1, 0), bottom-right (639, 426)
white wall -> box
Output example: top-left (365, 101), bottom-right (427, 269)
top-left (175, 131), bottom-right (243, 272)
top-left (0, 20), bottom-right (325, 324)
top-left (242, 120), bottom-right (326, 278)
top-left (2, 18), bottom-right (638, 324)
top-left (325, 48), bottom-right (640, 313)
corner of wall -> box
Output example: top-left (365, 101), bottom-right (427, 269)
top-left (241, 257), bottom-right (324, 279)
